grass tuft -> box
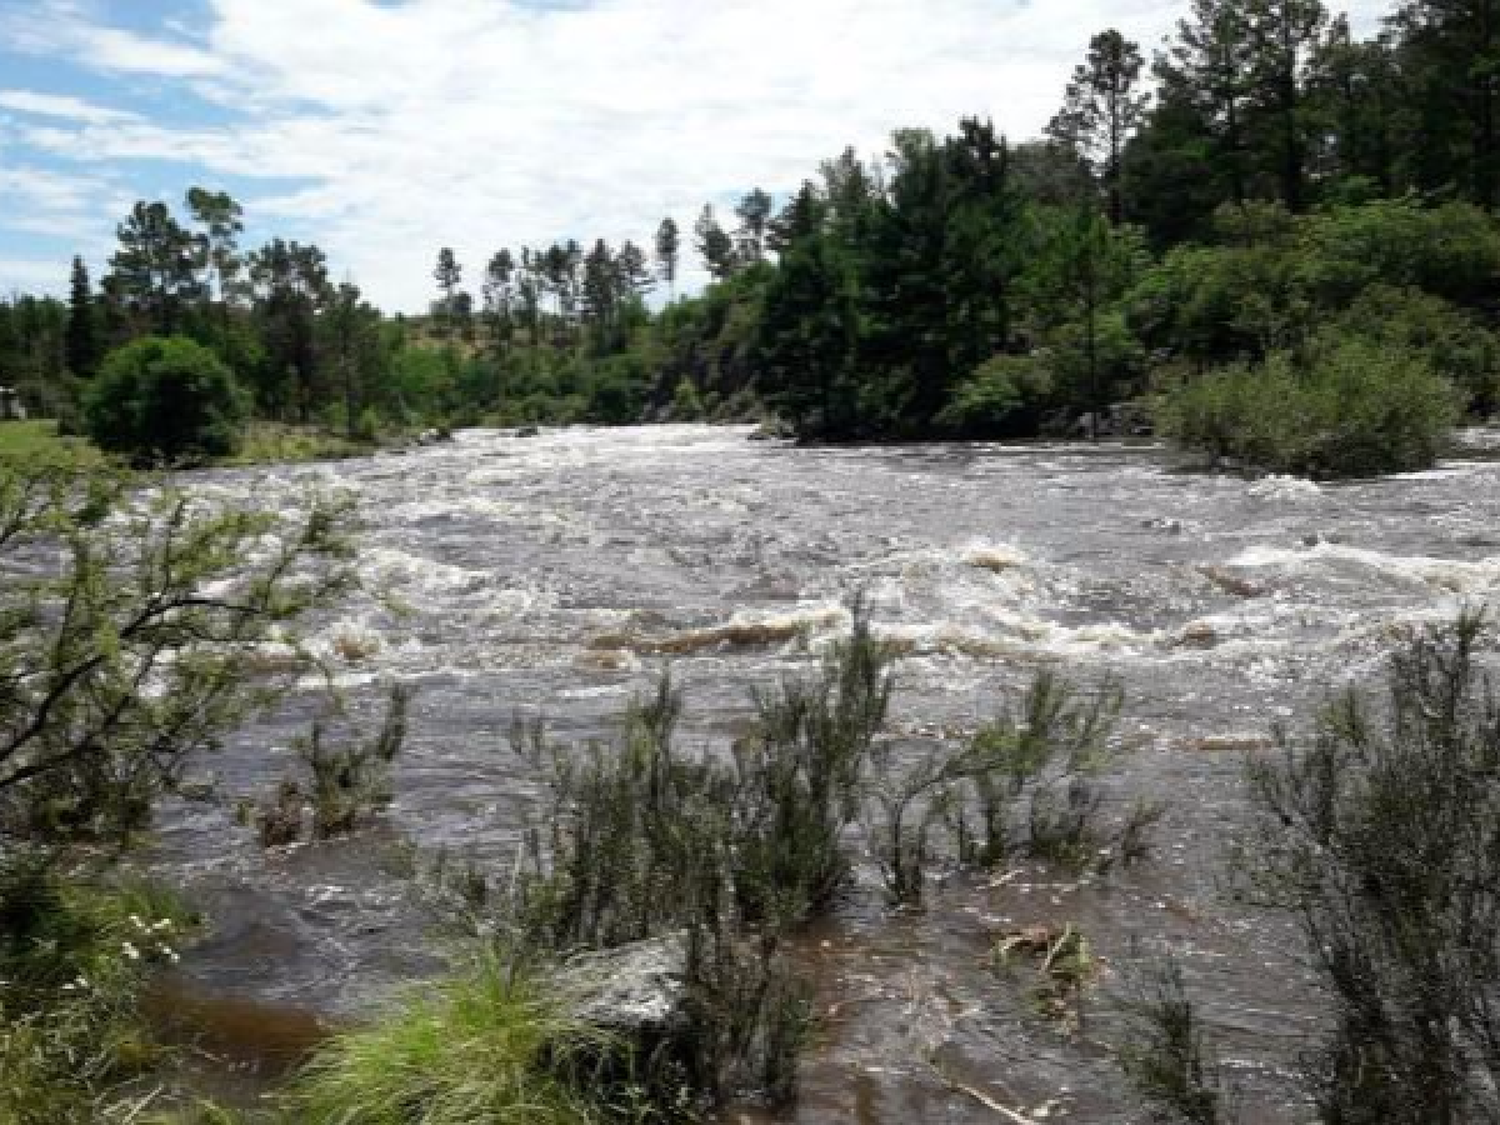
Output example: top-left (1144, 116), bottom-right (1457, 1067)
top-left (291, 953), bottom-right (605, 1125)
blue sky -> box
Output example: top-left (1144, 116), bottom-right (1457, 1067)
top-left (0, 0), bottom-right (1396, 311)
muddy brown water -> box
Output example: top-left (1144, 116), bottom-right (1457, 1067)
top-left (136, 424), bottom-right (1500, 1122)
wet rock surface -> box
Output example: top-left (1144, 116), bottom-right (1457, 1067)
top-left (554, 933), bottom-right (689, 1035)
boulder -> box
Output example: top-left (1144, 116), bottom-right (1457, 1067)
top-left (553, 932), bottom-right (689, 1036)
top-left (747, 418), bottom-right (796, 442)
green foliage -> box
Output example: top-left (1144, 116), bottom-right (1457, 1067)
top-left (84, 336), bottom-right (251, 465)
top-left (421, 608), bottom-right (899, 1111)
top-left (668, 378), bottom-right (703, 421)
top-left (1298, 199), bottom-right (1500, 307)
top-left (0, 855), bottom-right (194, 1124)
top-left (862, 668), bottom-right (1141, 905)
top-left (0, 421), bottom-right (99, 466)
top-left (0, 457), bottom-right (356, 844)
top-left (1333, 285), bottom-right (1500, 413)
top-left (734, 609), bottom-right (896, 922)
top-left (1243, 612), bottom-right (1500, 1124)
top-left (226, 421), bottom-right (373, 466)
top-left (1161, 336), bottom-right (1458, 478)
top-left (504, 608), bottom-right (896, 949)
top-left (1117, 951), bottom-right (1234, 1124)
top-left (252, 683), bottom-right (412, 846)
top-left (291, 953), bottom-right (604, 1125)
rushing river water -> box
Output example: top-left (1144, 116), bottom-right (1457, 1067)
top-left (145, 424), bottom-right (1500, 1122)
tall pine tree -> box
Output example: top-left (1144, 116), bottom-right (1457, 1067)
top-left (1047, 30), bottom-right (1150, 223)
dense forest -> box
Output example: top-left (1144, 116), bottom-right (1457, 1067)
top-left (1, 0), bottom-right (1498, 474)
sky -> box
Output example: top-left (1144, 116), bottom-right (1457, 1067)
top-left (0, 0), bottom-right (1396, 312)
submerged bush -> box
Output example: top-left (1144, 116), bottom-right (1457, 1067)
top-left (425, 607), bottom-right (899, 1112)
top-left (1117, 950), bottom-right (1234, 1125)
top-left (1161, 336), bottom-right (1457, 478)
top-left (504, 606), bottom-right (895, 951)
top-left (252, 683), bottom-right (412, 847)
top-left (1244, 611), bottom-right (1500, 1123)
top-left (863, 669), bottom-right (1144, 905)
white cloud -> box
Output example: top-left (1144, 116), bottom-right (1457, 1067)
top-left (5, 0), bottom-right (1400, 310)
top-left (0, 164), bottom-right (119, 265)
top-left (0, 257), bottom-right (74, 295)
top-left (0, 90), bottom-right (139, 124)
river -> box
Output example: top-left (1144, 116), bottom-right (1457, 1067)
top-left (144, 424), bottom-right (1500, 1122)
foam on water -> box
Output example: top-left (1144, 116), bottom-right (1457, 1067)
top-left (1230, 540), bottom-right (1500, 594)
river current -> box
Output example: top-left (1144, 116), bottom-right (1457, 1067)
top-left (147, 424), bottom-right (1500, 1122)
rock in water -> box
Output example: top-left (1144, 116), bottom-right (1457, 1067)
top-left (553, 932), bottom-right (689, 1035)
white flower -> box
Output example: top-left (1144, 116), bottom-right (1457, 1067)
top-left (121, 942), bottom-right (140, 961)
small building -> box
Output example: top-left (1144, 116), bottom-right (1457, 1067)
top-left (0, 386), bottom-right (26, 421)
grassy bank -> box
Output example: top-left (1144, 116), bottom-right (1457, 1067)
top-left (0, 420), bottom-right (99, 464)
top-left (223, 423), bottom-right (379, 467)
top-left (0, 420), bottom-right (381, 470)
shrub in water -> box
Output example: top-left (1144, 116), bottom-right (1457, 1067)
top-left (252, 683), bottom-right (412, 846)
top-left (1161, 335), bottom-right (1458, 478)
top-left (1244, 611), bottom-right (1500, 1123)
top-left (1116, 949), bottom-right (1234, 1124)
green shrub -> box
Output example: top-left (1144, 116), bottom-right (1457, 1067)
top-left (862, 668), bottom-right (1141, 905)
top-left (0, 458), bottom-right (356, 845)
top-left (668, 378), bottom-right (704, 421)
top-left (84, 336), bottom-right (252, 465)
top-left (1299, 199), bottom-right (1500, 308)
top-left (1117, 950), bottom-right (1234, 1124)
top-left (936, 353), bottom-right (1055, 436)
top-left (1243, 612), bottom-right (1500, 1123)
top-left (1333, 285), bottom-right (1500, 415)
top-left (252, 683), bottom-right (411, 846)
top-left (1161, 336), bottom-right (1457, 478)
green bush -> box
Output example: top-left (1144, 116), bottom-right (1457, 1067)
top-left (84, 336), bottom-right (252, 465)
top-left (1161, 336), bottom-right (1457, 478)
top-left (1333, 285), bottom-right (1500, 415)
top-left (1244, 612), bottom-right (1500, 1123)
top-left (1298, 199), bottom-right (1500, 307)
top-left (936, 353), bottom-right (1055, 436)
top-left (669, 378), bottom-right (704, 421)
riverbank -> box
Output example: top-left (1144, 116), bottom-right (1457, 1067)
top-left (0, 420), bottom-right (389, 469)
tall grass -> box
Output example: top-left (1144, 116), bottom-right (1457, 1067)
top-left (0, 851), bottom-right (193, 1124)
top-left (292, 952), bottom-right (606, 1125)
